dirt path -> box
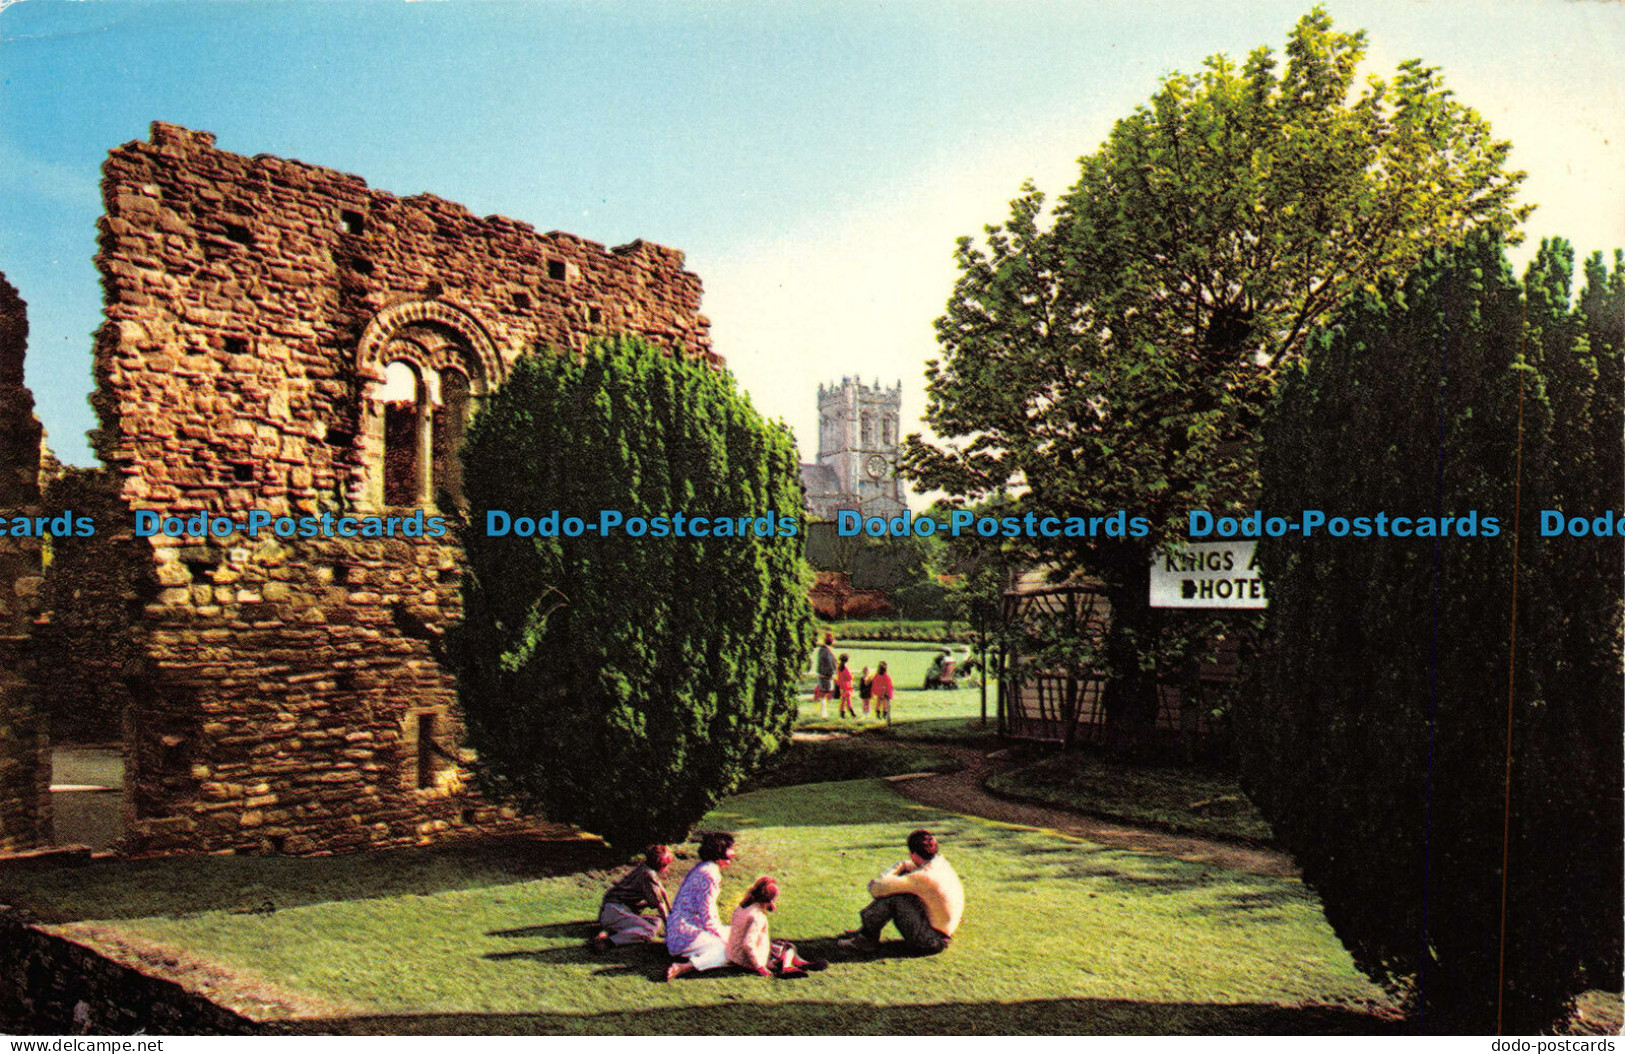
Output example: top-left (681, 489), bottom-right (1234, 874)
top-left (881, 742), bottom-right (1300, 879)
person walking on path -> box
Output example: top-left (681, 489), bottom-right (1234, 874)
top-left (813, 632), bottom-right (838, 718)
top-left (836, 654), bottom-right (856, 718)
top-left (836, 829), bottom-right (963, 957)
top-left (858, 665), bottom-right (873, 716)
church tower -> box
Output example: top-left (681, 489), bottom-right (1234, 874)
top-left (801, 377), bottom-right (905, 521)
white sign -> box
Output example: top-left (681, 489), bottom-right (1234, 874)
top-left (1150, 541), bottom-right (1267, 609)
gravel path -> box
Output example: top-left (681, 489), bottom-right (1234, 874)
top-left (884, 742), bottom-right (1300, 878)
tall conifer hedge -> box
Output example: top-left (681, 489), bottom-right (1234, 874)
top-left (450, 337), bottom-right (813, 848)
top-left (1245, 232), bottom-right (1623, 1032)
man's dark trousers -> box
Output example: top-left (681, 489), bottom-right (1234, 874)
top-left (858, 894), bottom-right (950, 953)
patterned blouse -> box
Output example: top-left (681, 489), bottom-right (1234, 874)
top-left (665, 861), bottom-right (724, 956)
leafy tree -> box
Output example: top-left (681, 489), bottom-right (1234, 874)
top-left (450, 337), bottom-right (813, 848)
top-left (1243, 232), bottom-right (1623, 1033)
top-left (903, 7), bottom-right (1528, 733)
top-left (805, 524), bottom-right (947, 620)
top-left (936, 496), bottom-right (1021, 725)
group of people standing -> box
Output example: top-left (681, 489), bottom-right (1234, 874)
top-left (590, 828), bottom-right (964, 980)
top-left (813, 631), bottom-right (893, 720)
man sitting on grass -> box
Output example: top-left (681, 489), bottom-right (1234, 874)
top-left (835, 829), bottom-right (963, 956)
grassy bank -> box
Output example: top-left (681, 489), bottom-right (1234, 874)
top-left (986, 752), bottom-right (1274, 844)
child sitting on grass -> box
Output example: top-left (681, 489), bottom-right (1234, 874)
top-left (590, 844), bottom-right (672, 952)
top-left (726, 877), bottom-right (828, 978)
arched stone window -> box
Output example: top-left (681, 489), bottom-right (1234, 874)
top-left (356, 300), bottom-right (502, 511)
top-left (381, 360), bottom-right (427, 506)
top-left (432, 368), bottom-right (471, 507)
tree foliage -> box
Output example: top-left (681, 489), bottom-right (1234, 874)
top-left (1243, 232), bottom-right (1623, 1033)
top-left (902, 7), bottom-right (1528, 729)
top-left (450, 337), bottom-right (813, 848)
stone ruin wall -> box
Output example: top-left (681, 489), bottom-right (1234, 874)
top-left (87, 121), bottom-right (712, 854)
top-left (0, 275), bottom-right (49, 851)
top-left (33, 468), bottom-right (141, 746)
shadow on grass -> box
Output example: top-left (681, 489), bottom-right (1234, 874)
top-left (283, 996), bottom-right (1403, 1035)
top-left (0, 836), bottom-right (624, 924)
top-left (489, 921), bottom-right (596, 940)
top-left (744, 739), bottom-right (965, 793)
top-left (484, 944), bottom-right (605, 967)
top-left (878, 718), bottom-right (1000, 746)
top-left (1210, 888), bottom-right (1303, 912)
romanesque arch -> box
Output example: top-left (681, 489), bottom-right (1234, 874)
top-left (356, 300), bottom-right (504, 509)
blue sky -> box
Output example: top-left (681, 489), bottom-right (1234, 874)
top-left (2, 0), bottom-right (1621, 468)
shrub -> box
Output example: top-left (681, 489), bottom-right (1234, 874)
top-left (450, 337), bottom-right (814, 847)
top-left (1244, 233), bottom-right (1623, 1032)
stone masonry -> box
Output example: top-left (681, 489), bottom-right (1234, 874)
top-left (0, 274), bottom-right (49, 852)
top-left (70, 122), bottom-right (713, 855)
top-left (800, 377), bottom-right (905, 521)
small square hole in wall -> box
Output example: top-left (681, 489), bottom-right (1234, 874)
top-left (232, 464), bottom-right (254, 483)
top-left (588, 306), bottom-right (604, 326)
top-left (224, 337), bottom-right (249, 357)
top-left (224, 222), bottom-right (253, 247)
top-left (512, 291), bottom-right (532, 311)
top-left (548, 259), bottom-right (567, 282)
top-left (340, 209), bottom-right (366, 236)
top-left (181, 554), bottom-right (219, 581)
top-left (351, 257), bottom-right (375, 276)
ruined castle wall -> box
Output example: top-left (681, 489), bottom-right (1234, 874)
top-left (0, 274), bottom-right (49, 851)
top-left (91, 123), bottom-right (711, 854)
top-left (36, 468), bottom-right (144, 746)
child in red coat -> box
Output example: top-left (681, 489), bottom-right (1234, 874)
top-left (836, 654), bottom-right (856, 718)
top-left (870, 661), bottom-right (894, 722)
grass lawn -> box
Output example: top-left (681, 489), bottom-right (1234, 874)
top-left (987, 752), bottom-right (1276, 844)
top-left (801, 641), bottom-right (1267, 842)
top-left (799, 642), bottom-right (995, 740)
top-left (0, 780), bottom-right (1393, 1035)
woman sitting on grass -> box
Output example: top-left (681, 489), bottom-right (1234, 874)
top-left (665, 832), bottom-right (737, 980)
top-left (590, 844), bottom-right (673, 952)
top-left (726, 877), bottom-right (829, 978)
